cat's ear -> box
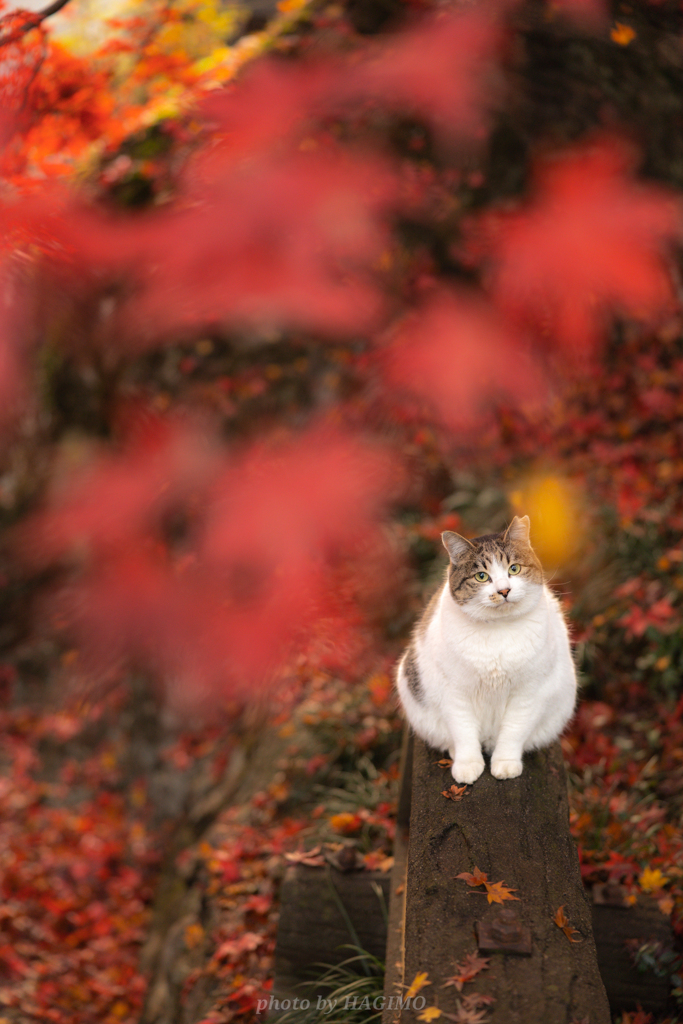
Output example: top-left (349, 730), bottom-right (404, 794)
top-left (505, 515), bottom-right (531, 546)
top-left (442, 531), bottom-right (474, 563)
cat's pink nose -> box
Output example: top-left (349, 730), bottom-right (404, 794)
top-left (498, 588), bottom-right (511, 598)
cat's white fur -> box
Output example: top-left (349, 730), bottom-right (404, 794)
top-left (396, 516), bottom-right (577, 783)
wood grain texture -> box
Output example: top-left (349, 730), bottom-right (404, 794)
top-left (393, 738), bottom-right (611, 1024)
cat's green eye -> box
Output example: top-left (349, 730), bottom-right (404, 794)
top-left (474, 571), bottom-right (490, 582)
top-left (508, 564), bottom-right (521, 575)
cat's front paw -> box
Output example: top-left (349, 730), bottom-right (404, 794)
top-left (452, 759), bottom-right (485, 784)
top-left (491, 758), bottom-right (523, 780)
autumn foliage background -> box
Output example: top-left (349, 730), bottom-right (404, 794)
top-left (1, 0), bottom-right (683, 1020)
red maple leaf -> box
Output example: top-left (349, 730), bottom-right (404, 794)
top-left (380, 288), bottom-right (545, 431)
top-left (442, 951), bottom-right (490, 991)
top-left (468, 135), bottom-right (681, 358)
top-left (456, 867), bottom-right (488, 887)
top-left (346, 8), bottom-right (505, 142)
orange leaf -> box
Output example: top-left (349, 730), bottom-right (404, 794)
top-left (610, 22), bottom-right (636, 45)
top-left (442, 784), bottom-right (468, 801)
top-left (553, 905), bottom-right (581, 942)
top-left (483, 880), bottom-right (519, 904)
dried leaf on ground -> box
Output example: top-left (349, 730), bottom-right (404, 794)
top-left (284, 845), bottom-right (326, 867)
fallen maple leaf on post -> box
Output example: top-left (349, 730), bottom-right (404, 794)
top-left (448, 1007), bottom-right (491, 1024)
top-left (405, 971), bottom-right (432, 1000)
top-left (456, 867), bottom-right (519, 903)
top-left (461, 994), bottom-right (496, 1011)
top-left (553, 905), bottom-right (582, 942)
top-left (443, 951), bottom-right (490, 991)
top-left (442, 784), bottom-right (468, 801)
top-left (455, 866), bottom-right (489, 887)
top-left (417, 1008), bottom-right (443, 1022)
top-left (483, 880), bottom-right (520, 905)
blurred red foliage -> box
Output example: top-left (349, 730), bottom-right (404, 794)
top-left (0, 2), bottom-right (681, 714)
top-left (343, 6), bottom-right (506, 142)
top-left (380, 287), bottom-right (545, 429)
top-left (19, 417), bottom-right (401, 709)
top-left (468, 136), bottom-right (681, 358)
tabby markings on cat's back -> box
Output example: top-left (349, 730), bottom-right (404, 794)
top-left (401, 646), bottom-right (424, 704)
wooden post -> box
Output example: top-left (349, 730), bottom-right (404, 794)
top-left (384, 738), bottom-right (611, 1024)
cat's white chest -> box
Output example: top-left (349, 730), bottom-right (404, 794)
top-left (435, 603), bottom-right (548, 688)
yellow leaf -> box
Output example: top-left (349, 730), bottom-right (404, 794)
top-left (507, 475), bottom-right (583, 567)
top-left (405, 972), bottom-right (431, 1000)
top-left (418, 1008), bottom-right (442, 1022)
top-left (639, 867), bottom-right (669, 892)
top-left (611, 22), bottom-right (636, 45)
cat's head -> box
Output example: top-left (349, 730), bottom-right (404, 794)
top-left (441, 515), bottom-right (544, 621)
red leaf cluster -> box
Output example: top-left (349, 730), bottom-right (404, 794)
top-left (381, 288), bottom-right (545, 429)
top-left (343, 6), bottom-right (506, 142)
top-left (468, 136), bottom-right (681, 357)
top-left (0, 708), bottom-right (155, 1024)
top-left (18, 416), bottom-right (401, 710)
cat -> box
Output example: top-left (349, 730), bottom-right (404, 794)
top-left (396, 515), bottom-right (577, 784)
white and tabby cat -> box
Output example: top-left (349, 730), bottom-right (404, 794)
top-left (396, 515), bottom-right (576, 784)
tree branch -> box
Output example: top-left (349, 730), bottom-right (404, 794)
top-left (0, 0), bottom-right (74, 48)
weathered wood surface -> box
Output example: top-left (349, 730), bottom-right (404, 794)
top-left (272, 865), bottom-right (391, 1001)
top-left (385, 738), bottom-right (611, 1024)
top-left (383, 729), bottom-right (412, 1021)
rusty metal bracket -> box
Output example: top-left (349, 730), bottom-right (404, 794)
top-left (476, 907), bottom-right (532, 956)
